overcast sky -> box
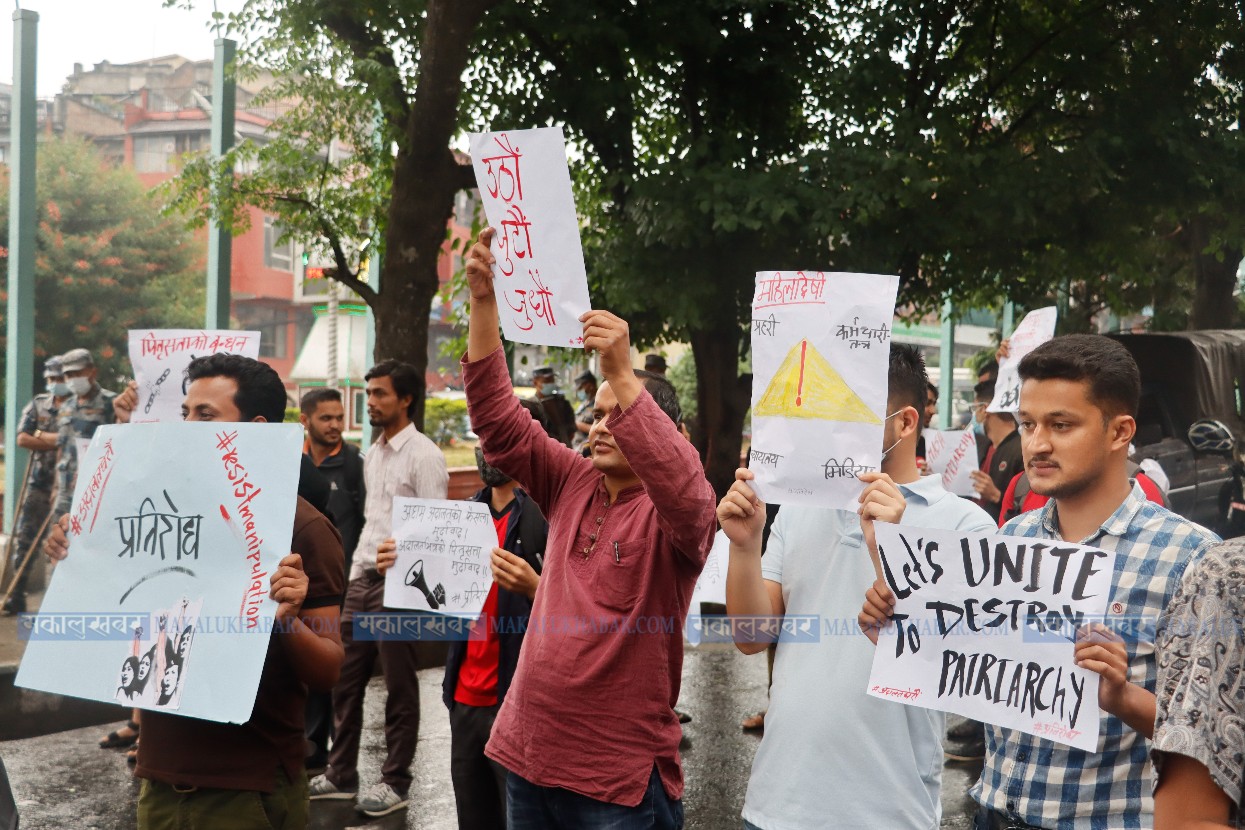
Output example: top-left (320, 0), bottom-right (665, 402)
top-left (0, 0), bottom-right (246, 96)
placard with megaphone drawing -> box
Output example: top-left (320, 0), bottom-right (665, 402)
top-left (383, 498), bottom-right (497, 615)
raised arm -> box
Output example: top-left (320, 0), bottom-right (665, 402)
top-left (719, 468), bottom-right (785, 654)
top-left (582, 309), bottom-right (716, 564)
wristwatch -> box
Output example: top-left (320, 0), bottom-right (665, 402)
top-left (33, 429), bottom-right (42, 440)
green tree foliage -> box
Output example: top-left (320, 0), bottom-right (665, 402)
top-left (424, 397), bottom-right (469, 446)
top-left (0, 139), bottom-right (202, 398)
top-left (471, 0), bottom-right (1245, 495)
top-left (165, 0), bottom-right (497, 429)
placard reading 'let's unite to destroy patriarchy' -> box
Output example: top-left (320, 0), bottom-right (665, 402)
top-left (866, 522), bottom-right (1117, 751)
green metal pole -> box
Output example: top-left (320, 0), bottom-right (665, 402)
top-left (1002, 300), bottom-right (1015, 338)
top-left (205, 38), bottom-right (236, 329)
top-left (4, 10), bottom-right (37, 534)
top-left (938, 295), bottom-right (955, 430)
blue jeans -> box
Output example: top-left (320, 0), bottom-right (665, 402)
top-left (506, 766), bottom-right (684, 830)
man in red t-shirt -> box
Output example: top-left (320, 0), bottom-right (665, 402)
top-left (379, 447), bottom-right (547, 829)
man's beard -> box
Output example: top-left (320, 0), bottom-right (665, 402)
top-left (310, 431), bottom-right (338, 447)
top-left (1030, 460), bottom-right (1098, 501)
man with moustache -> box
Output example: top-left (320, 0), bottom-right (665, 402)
top-left (309, 360), bottom-right (447, 818)
top-left (298, 387), bottom-right (366, 774)
top-left (861, 335), bottom-right (1219, 830)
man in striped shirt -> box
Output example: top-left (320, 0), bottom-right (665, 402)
top-left (864, 334), bottom-right (1218, 829)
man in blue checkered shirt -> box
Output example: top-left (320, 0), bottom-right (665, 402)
top-left (862, 334), bottom-right (1219, 829)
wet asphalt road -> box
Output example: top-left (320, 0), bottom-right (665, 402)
top-left (1, 644), bottom-right (980, 829)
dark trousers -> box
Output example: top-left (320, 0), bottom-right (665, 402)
top-left (7, 486), bottom-right (51, 599)
top-left (450, 702), bottom-right (507, 830)
top-left (326, 575), bottom-right (420, 797)
top-left (304, 690), bottom-right (332, 768)
top-left (507, 766), bottom-right (683, 830)
top-left (973, 806), bottom-right (1047, 830)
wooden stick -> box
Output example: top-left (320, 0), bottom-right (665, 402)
top-left (0, 507), bottom-right (54, 611)
top-left (0, 455), bottom-right (34, 591)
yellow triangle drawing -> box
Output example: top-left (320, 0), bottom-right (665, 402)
top-left (756, 339), bottom-right (881, 423)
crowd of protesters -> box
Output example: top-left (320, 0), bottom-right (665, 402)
top-left (0, 225), bottom-right (1237, 830)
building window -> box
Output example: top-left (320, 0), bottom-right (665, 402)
top-left (264, 216), bottom-right (293, 272)
top-left (235, 305), bottom-right (289, 359)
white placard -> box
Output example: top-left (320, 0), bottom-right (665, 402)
top-left (128, 330), bottom-right (261, 423)
top-left (988, 308), bottom-right (1057, 413)
top-left (690, 530), bottom-right (729, 607)
top-left (383, 498), bottom-right (497, 615)
top-left (866, 522), bottom-right (1116, 751)
top-left (923, 428), bottom-right (979, 498)
top-left (16, 422), bottom-right (303, 723)
top-left (748, 271), bottom-right (900, 508)
top-left (468, 127), bottom-right (592, 348)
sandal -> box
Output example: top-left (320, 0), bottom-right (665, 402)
top-left (741, 711), bottom-right (766, 731)
top-left (126, 739), bottom-right (140, 765)
top-left (99, 719), bottom-right (140, 749)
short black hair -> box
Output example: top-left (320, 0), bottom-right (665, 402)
top-left (887, 343), bottom-right (928, 414)
top-left (185, 354), bottom-right (287, 423)
top-left (365, 359), bottom-right (421, 419)
top-left (634, 370), bottom-right (682, 426)
top-left (974, 380), bottom-right (996, 401)
top-left (300, 387), bottom-right (342, 415)
top-left (926, 380), bottom-right (938, 401)
top-left (978, 358), bottom-right (999, 381)
top-left (1017, 334), bottom-right (1140, 418)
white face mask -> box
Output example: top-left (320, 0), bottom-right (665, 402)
top-left (880, 409), bottom-right (905, 460)
top-left (67, 376), bottom-right (92, 396)
top-left (48, 381), bottom-right (70, 397)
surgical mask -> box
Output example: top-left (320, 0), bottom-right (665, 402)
top-left (971, 417), bottom-right (986, 437)
top-left (48, 381), bottom-right (70, 397)
top-left (576, 389), bottom-right (590, 402)
top-left (67, 376), bottom-right (92, 396)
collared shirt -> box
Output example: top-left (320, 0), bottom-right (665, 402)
top-left (55, 384), bottom-right (116, 511)
top-left (464, 346), bottom-right (717, 807)
top-left (350, 422), bottom-right (448, 580)
top-left (744, 475), bottom-right (996, 830)
top-left (18, 392), bottom-right (63, 491)
top-left (1152, 539), bottom-right (1245, 828)
top-left (972, 482), bottom-right (1219, 829)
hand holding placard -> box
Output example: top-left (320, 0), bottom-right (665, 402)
top-left (716, 468), bottom-right (767, 549)
top-left (857, 471), bottom-right (906, 582)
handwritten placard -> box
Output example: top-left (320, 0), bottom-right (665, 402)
top-left (16, 422), bottom-right (303, 723)
top-left (923, 429), bottom-right (979, 498)
top-left (383, 498), bottom-right (496, 615)
top-left (748, 271), bottom-right (900, 508)
top-left (988, 307), bottom-right (1057, 413)
top-left (690, 530), bottom-right (729, 608)
top-left (865, 523), bottom-right (1116, 751)
top-left (468, 127), bottom-right (592, 348)
top-left (128, 330), bottom-right (261, 423)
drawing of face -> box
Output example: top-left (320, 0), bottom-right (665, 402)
top-left (177, 626), bottom-right (194, 660)
top-left (138, 652), bottom-right (152, 681)
top-left (120, 659), bottom-right (135, 687)
top-left (161, 663), bottom-right (180, 697)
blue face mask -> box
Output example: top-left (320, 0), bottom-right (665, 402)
top-left (972, 416), bottom-right (986, 436)
top-left (48, 381), bottom-right (70, 397)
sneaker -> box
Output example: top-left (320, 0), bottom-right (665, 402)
top-left (308, 773), bottom-right (356, 801)
top-left (355, 782), bottom-right (408, 817)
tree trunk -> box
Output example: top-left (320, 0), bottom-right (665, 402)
top-left (366, 0), bottom-right (499, 429)
top-left (1186, 215), bottom-right (1241, 330)
top-left (690, 325), bottom-right (750, 500)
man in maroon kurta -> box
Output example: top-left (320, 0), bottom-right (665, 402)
top-left (463, 228), bottom-right (717, 827)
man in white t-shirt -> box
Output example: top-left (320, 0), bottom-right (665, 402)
top-left (719, 344), bottom-right (996, 830)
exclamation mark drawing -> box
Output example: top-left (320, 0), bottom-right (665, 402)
top-left (795, 339), bottom-right (807, 407)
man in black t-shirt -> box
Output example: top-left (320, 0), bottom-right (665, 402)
top-left (969, 380), bottom-right (1024, 523)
